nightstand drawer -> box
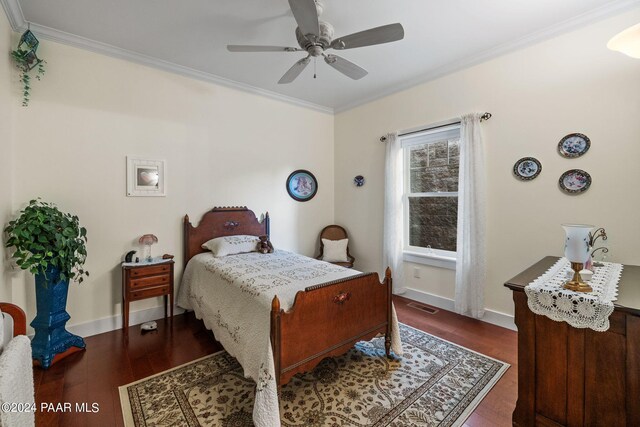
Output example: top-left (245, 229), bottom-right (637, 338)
top-left (130, 284), bottom-right (170, 300)
top-left (130, 274), bottom-right (169, 289)
top-left (130, 264), bottom-right (171, 278)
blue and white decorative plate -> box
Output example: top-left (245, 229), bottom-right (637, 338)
top-left (513, 157), bottom-right (542, 180)
top-left (286, 170), bottom-right (318, 202)
top-left (558, 133), bottom-right (590, 158)
top-left (559, 169), bottom-right (591, 194)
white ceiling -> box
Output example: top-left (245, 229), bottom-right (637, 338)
top-left (4, 0), bottom-right (639, 112)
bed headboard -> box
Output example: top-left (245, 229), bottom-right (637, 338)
top-left (183, 206), bottom-right (270, 268)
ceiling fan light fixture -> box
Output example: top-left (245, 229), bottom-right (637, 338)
top-left (607, 22), bottom-right (640, 59)
top-left (228, 1), bottom-right (404, 83)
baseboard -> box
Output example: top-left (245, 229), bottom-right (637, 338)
top-left (401, 287), bottom-right (516, 331)
top-left (66, 305), bottom-right (185, 338)
top-left (46, 288), bottom-right (516, 337)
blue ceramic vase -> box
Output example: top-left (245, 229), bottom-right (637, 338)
top-left (31, 268), bottom-right (85, 369)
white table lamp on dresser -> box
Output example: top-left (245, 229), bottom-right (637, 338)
top-left (562, 223), bottom-right (594, 292)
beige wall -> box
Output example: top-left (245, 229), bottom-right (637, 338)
top-left (0, 13), bottom-right (13, 302)
top-left (3, 7), bottom-right (639, 331)
top-left (5, 36), bottom-right (335, 330)
top-left (335, 9), bottom-right (640, 317)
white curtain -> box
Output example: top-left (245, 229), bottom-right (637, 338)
top-left (454, 113), bottom-right (486, 318)
top-left (382, 132), bottom-right (405, 294)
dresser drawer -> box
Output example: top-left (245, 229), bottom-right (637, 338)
top-left (130, 264), bottom-right (171, 278)
top-left (130, 274), bottom-right (169, 289)
top-left (129, 284), bottom-right (170, 300)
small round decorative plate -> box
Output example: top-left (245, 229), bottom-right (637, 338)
top-left (513, 157), bottom-right (542, 180)
top-left (559, 169), bottom-right (591, 194)
top-left (286, 169), bottom-right (318, 202)
top-left (558, 133), bottom-right (590, 158)
top-left (354, 175), bottom-right (365, 187)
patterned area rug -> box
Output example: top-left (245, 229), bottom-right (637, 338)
top-left (119, 324), bottom-right (508, 426)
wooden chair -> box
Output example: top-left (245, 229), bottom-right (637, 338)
top-left (316, 225), bottom-right (355, 268)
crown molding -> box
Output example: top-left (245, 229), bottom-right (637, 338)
top-left (334, 0), bottom-right (640, 113)
top-left (0, 0), bottom-right (333, 115)
top-left (0, 0), bottom-right (24, 30)
top-left (3, 0), bottom-right (638, 115)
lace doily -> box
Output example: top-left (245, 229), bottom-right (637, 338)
top-left (525, 258), bottom-right (623, 331)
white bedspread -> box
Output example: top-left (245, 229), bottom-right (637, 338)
top-left (177, 249), bottom-right (402, 427)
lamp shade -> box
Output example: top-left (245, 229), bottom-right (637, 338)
top-left (607, 23), bottom-right (640, 59)
top-left (139, 234), bottom-right (158, 245)
top-left (562, 224), bottom-right (593, 263)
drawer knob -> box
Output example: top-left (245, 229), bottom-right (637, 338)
top-left (333, 291), bottom-right (351, 305)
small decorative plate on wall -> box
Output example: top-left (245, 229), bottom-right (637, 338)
top-left (559, 169), bottom-right (591, 194)
top-left (354, 175), bottom-right (365, 187)
top-left (513, 157), bottom-right (542, 180)
top-left (286, 170), bottom-right (318, 202)
top-left (558, 133), bottom-right (590, 158)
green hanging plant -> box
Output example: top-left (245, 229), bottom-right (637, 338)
top-left (10, 48), bottom-right (45, 107)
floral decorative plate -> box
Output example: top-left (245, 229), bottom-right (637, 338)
top-left (559, 169), bottom-right (591, 194)
top-left (558, 133), bottom-right (590, 158)
top-left (286, 170), bottom-right (318, 202)
top-left (513, 157), bottom-right (542, 180)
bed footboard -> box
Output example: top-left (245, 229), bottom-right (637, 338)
top-left (270, 268), bottom-right (392, 388)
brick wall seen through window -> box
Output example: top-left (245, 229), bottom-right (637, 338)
top-left (406, 138), bottom-right (459, 252)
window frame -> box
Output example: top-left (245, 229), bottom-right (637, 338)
top-left (401, 124), bottom-right (460, 269)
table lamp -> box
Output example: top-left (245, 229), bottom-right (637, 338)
top-left (139, 234), bottom-right (158, 262)
top-left (562, 224), bottom-right (594, 292)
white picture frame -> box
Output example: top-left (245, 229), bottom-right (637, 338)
top-left (126, 157), bottom-right (166, 197)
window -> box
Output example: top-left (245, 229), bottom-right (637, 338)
top-left (401, 124), bottom-right (460, 266)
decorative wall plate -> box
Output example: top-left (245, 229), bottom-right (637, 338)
top-left (558, 133), bottom-right (590, 158)
top-left (286, 170), bottom-right (318, 202)
top-left (513, 157), bottom-right (542, 180)
top-left (559, 169), bottom-right (591, 194)
top-left (354, 175), bottom-right (365, 187)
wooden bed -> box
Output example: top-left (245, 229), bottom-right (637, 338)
top-left (183, 206), bottom-right (393, 390)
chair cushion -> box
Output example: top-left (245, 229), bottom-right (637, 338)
top-left (322, 238), bottom-right (349, 263)
top-left (0, 335), bottom-right (35, 427)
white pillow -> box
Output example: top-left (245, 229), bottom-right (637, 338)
top-left (0, 308), bottom-right (4, 353)
top-left (201, 235), bottom-right (259, 257)
top-left (322, 238), bottom-right (349, 263)
top-left (0, 309), bottom-right (14, 353)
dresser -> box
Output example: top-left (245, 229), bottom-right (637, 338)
top-left (504, 257), bottom-right (640, 426)
top-left (122, 260), bottom-right (174, 332)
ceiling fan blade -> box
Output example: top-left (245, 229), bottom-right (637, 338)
top-left (278, 56), bottom-right (311, 84)
top-left (324, 54), bottom-right (368, 80)
top-left (331, 23), bottom-right (404, 50)
top-left (288, 0), bottom-right (320, 38)
top-left (227, 45), bottom-right (302, 52)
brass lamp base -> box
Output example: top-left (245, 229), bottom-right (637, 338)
top-left (563, 262), bottom-right (593, 293)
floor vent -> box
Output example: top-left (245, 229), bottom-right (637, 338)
top-left (407, 302), bottom-right (439, 315)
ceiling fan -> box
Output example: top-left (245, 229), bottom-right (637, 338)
top-left (227, 0), bottom-right (404, 84)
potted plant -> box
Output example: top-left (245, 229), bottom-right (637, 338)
top-left (4, 199), bottom-right (89, 368)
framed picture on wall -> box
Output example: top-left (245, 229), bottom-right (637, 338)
top-left (286, 169), bottom-right (318, 202)
top-left (127, 157), bottom-right (166, 197)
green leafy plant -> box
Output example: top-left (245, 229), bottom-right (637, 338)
top-left (4, 199), bottom-right (89, 283)
top-left (10, 49), bottom-right (46, 107)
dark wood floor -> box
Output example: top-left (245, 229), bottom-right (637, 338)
top-left (33, 295), bottom-right (517, 426)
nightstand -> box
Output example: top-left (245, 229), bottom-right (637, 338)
top-left (121, 260), bottom-right (174, 331)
